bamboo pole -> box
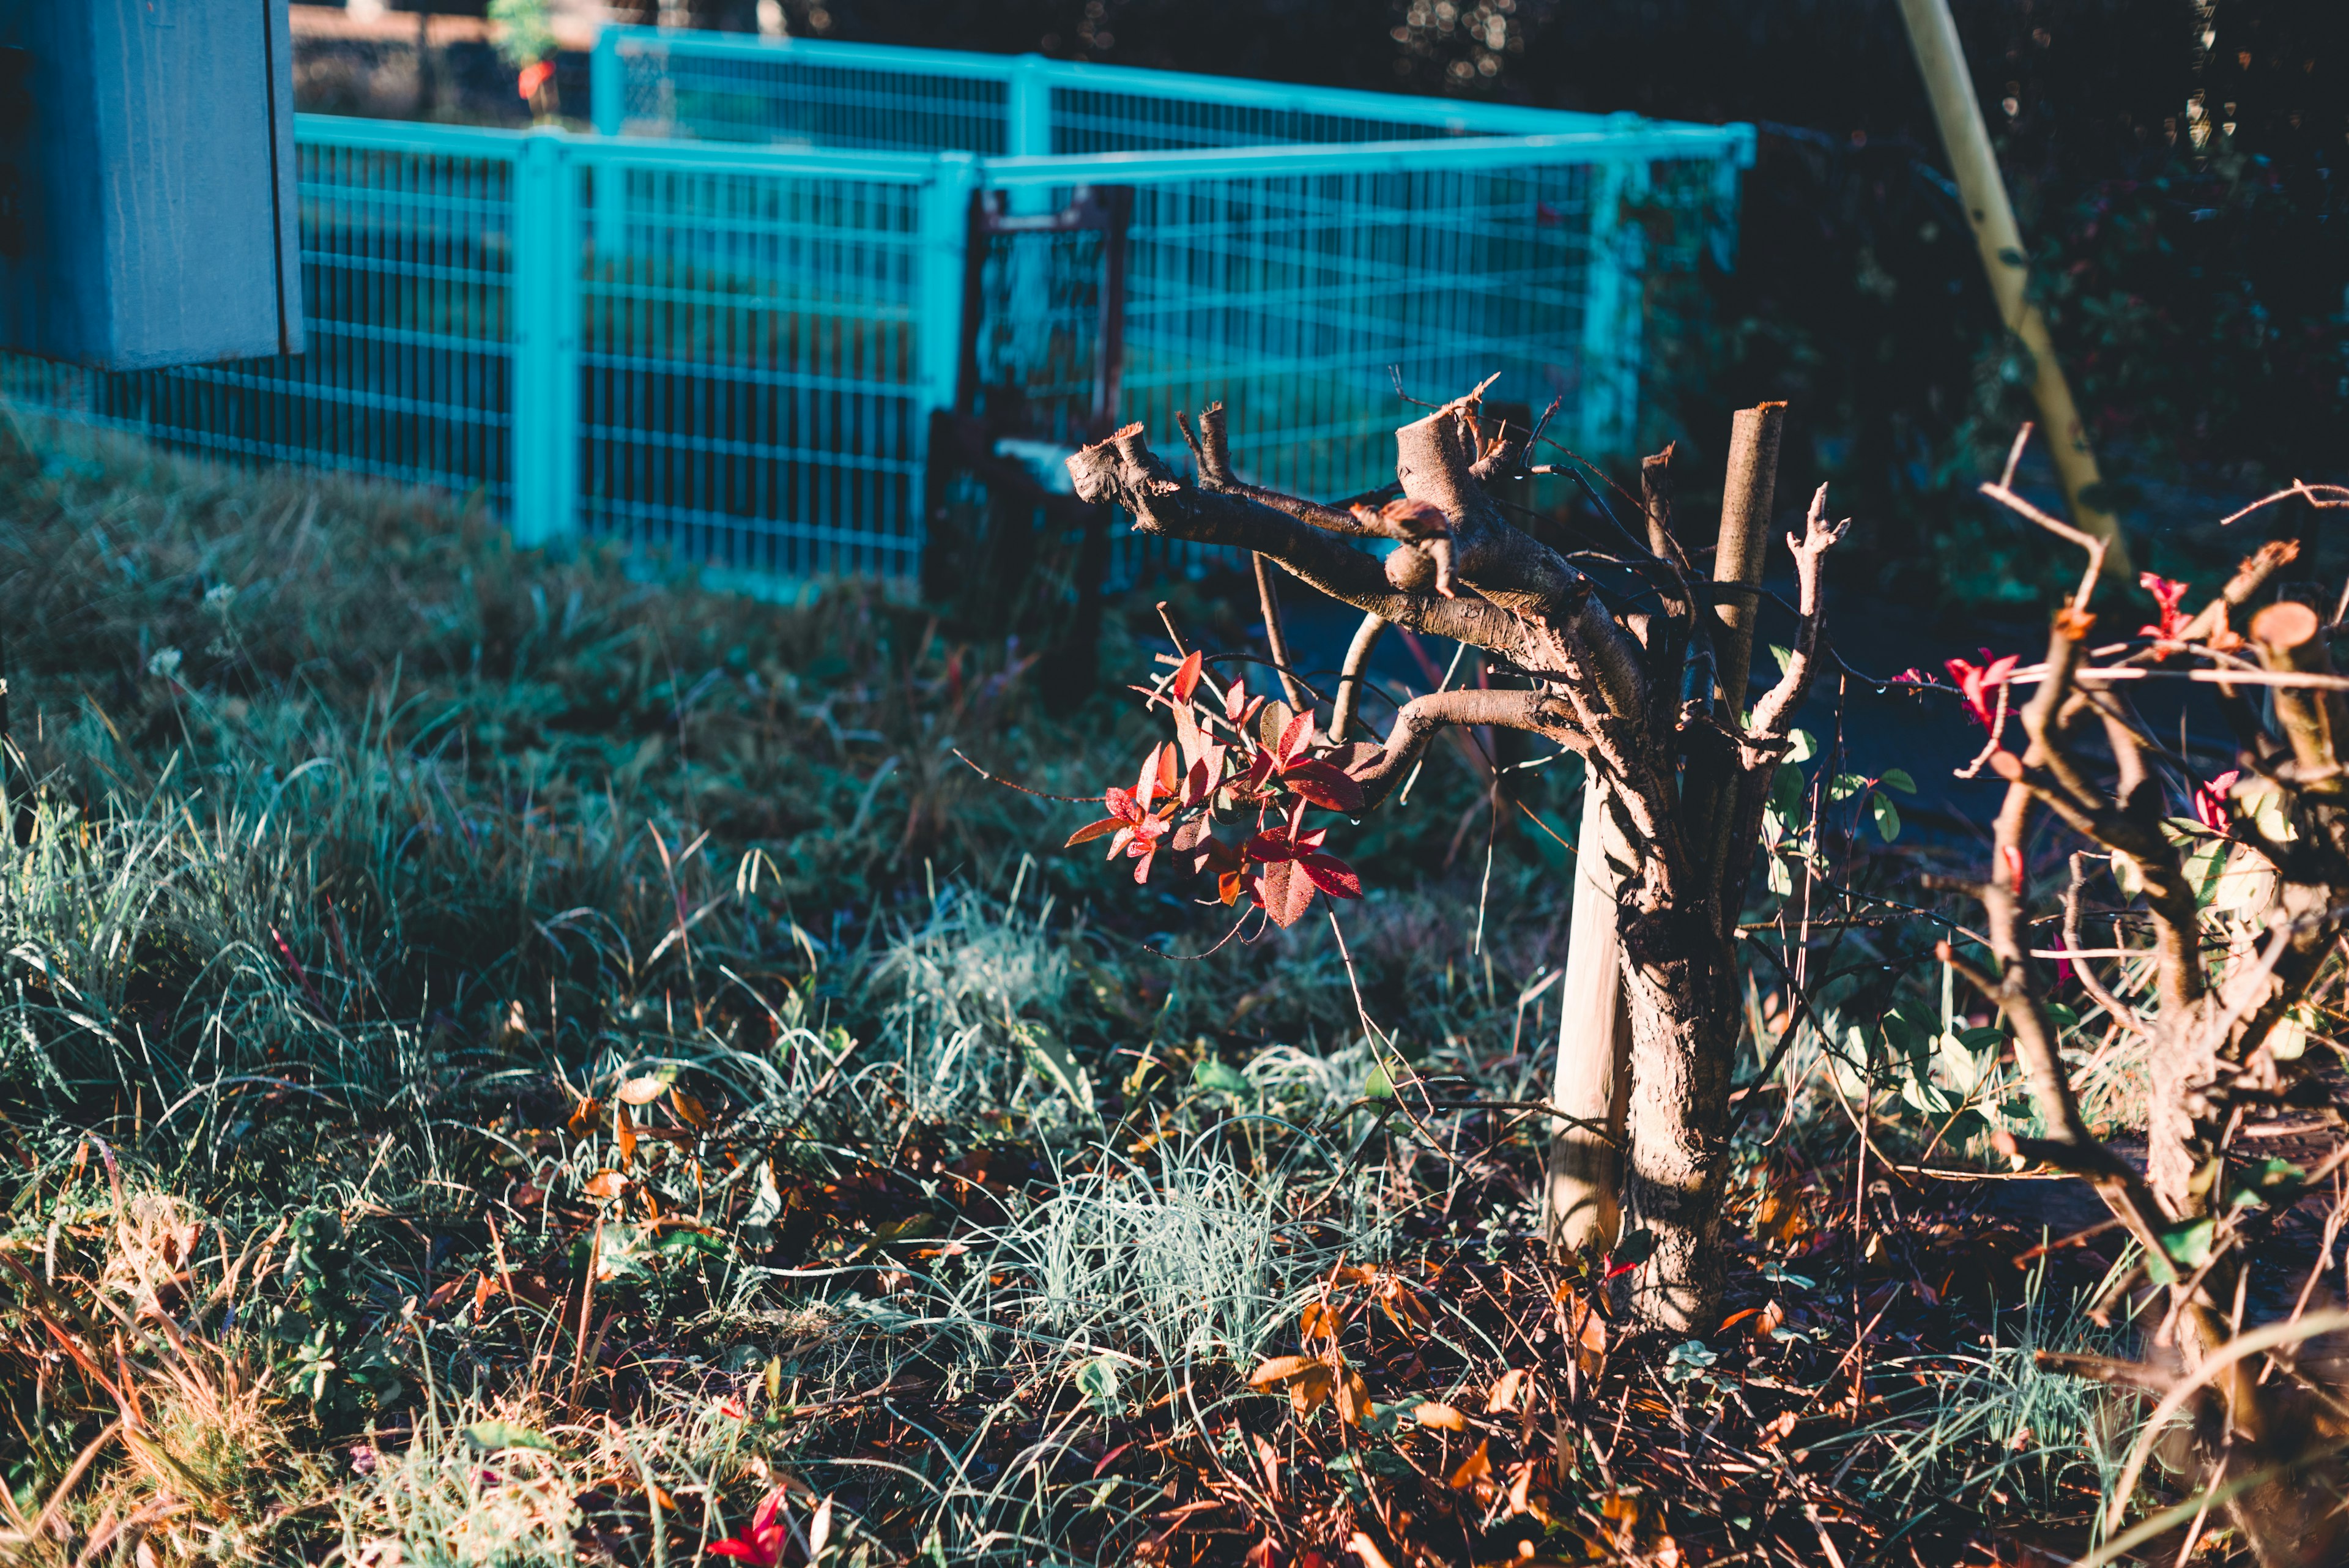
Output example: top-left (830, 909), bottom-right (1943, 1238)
top-left (1897, 0), bottom-right (2131, 576)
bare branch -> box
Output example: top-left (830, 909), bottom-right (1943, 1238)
top-left (2218, 480), bottom-right (2349, 527)
top-left (1066, 425), bottom-right (1545, 666)
top-left (2176, 538), bottom-right (2299, 642)
top-left (1328, 613), bottom-right (1389, 744)
top-left (1184, 403), bottom-right (1371, 536)
top-left (1747, 484), bottom-right (1851, 740)
top-left (1251, 552), bottom-right (1310, 715)
top-left (2063, 852), bottom-right (2150, 1039)
top-left (1351, 688), bottom-right (1584, 808)
top-left (1978, 478), bottom-right (2105, 612)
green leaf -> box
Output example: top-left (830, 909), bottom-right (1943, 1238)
top-left (1767, 854), bottom-right (1794, 896)
top-left (2044, 1002), bottom-right (2080, 1032)
top-left (1871, 793), bottom-right (1901, 843)
top-left (1074, 1354), bottom-right (1121, 1407)
top-left (1828, 772), bottom-right (1868, 802)
top-left (1786, 728), bottom-right (1817, 764)
top-left (1020, 1023), bottom-right (1097, 1117)
top-left (1191, 1057), bottom-right (1250, 1097)
top-left (2231, 1157), bottom-right (2308, 1210)
top-left (1770, 762), bottom-right (1806, 817)
top-left (1661, 1339), bottom-right (1720, 1384)
top-left (464, 1420), bottom-right (552, 1454)
top-left (1610, 1227), bottom-right (1658, 1267)
top-left (1878, 768), bottom-right (1917, 795)
top-left (654, 1228), bottom-right (730, 1260)
top-left (1770, 643), bottom-right (1796, 677)
top-left (2159, 1217), bottom-right (2215, 1269)
top-left (1363, 1061), bottom-right (1395, 1100)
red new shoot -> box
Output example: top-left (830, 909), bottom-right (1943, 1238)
top-left (1066, 652), bottom-right (1371, 927)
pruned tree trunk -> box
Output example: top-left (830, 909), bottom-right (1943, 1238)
top-left (1617, 915), bottom-right (1743, 1329)
top-left (1071, 393), bottom-right (1852, 1336)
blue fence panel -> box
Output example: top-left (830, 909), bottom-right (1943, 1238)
top-left (572, 141), bottom-right (948, 578)
top-left (0, 29), bottom-right (1750, 590)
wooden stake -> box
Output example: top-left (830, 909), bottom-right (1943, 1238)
top-left (1897, 0), bottom-right (2130, 575)
top-left (1709, 403), bottom-right (1784, 726)
top-left (1544, 775), bottom-right (1631, 1254)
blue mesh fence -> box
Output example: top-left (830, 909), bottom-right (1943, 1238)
top-left (1, 30), bottom-right (1750, 590)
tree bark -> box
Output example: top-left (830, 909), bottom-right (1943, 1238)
top-left (1617, 915), bottom-right (1740, 1332)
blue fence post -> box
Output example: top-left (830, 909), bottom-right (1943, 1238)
top-left (590, 28), bottom-right (625, 136)
top-left (510, 130), bottom-right (580, 549)
top-left (1008, 54), bottom-right (1052, 158)
top-left (919, 152), bottom-right (978, 418)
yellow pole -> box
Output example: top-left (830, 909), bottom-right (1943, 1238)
top-left (1897, 0), bottom-right (2131, 576)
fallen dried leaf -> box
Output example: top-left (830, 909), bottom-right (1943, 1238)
top-left (1486, 1368), bottom-right (1531, 1414)
top-left (1447, 1438), bottom-right (1492, 1490)
top-left (1412, 1400), bottom-right (1467, 1432)
top-left (615, 1074), bottom-right (667, 1105)
top-left (1335, 1362), bottom-right (1371, 1427)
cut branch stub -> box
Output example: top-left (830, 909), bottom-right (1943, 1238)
top-left (2247, 600), bottom-right (2348, 793)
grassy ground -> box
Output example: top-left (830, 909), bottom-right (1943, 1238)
top-left (0, 418), bottom-right (2279, 1566)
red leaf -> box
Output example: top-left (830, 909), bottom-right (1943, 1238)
top-left (1246, 829), bottom-right (1297, 864)
top-left (1277, 710), bottom-right (1315, 767)
top-left (1299, 853), bottom-right (1362, 899)
top-left (1280, 757), bottom-right (1365, 812)
top-left (1156, 743), bottom-right (1179, 799)
top-left (1252, 858), bottom-right (1318, 927)
top-left (1174, 701), bottom-right (1210, 771)
top-left (1171, 648), bottom-right (1204, 703)
top-left (1135, 745), bottom-right (1167, 808)
top-left (1065, 817), bottom-right (1123, 847)
top-left (1217, 869), bottom-right (1247, 905)
top-left (1132, 847), bottom-right (1157, 883)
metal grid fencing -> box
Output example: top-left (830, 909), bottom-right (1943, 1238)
top-left (1, 31), bottom-right (1750, 589)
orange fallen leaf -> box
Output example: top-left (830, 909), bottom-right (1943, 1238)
top-left (582, 1170), bottom-right (626, 1201)
top-left (1486, 1368), bottom-right (1531, 1414)
top-left (1299, 1300), bottom-right (1342, 1342)
top-left (1249, 1354), bottom-right (1335, 1418)
top-left (616, 1074), bottom-right (667, 1105)
top-left (615, 1101), bottom-right (637, 1165)
top-left (1412, 1400), bottom-right (1467, 1432)
top-left (566, 1098), bottom-right (603, 1135)
top-left (1334, 1362), bottom-right (1371, 1427)
top-left (1446, 1438), bottom-right (1492, 1490)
